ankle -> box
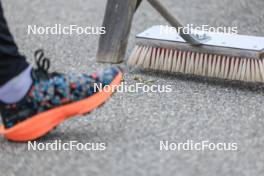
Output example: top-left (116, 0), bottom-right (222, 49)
top-left (0, 66), bottom-right (33, 104)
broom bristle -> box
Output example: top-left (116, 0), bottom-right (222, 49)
top-left (128, 45), bottom-right (264, 82)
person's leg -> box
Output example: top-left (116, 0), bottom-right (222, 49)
top-left (0, 1), bottom-right (122, 142)
top-left (0, 52), bottom-right (122, 141)
top-left (0, 1), bottom-right (29, 86)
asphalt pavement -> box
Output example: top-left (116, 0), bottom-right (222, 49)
top-left (0, 0), bottom-right (264, 175)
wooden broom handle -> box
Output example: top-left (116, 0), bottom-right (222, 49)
top-left (260, 50), bottom-right (264, 59)
top-left (147, 0), bottom-right (201, 45)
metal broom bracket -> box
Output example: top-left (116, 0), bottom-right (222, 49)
top-left (147, 0), bottom-right (206, 45)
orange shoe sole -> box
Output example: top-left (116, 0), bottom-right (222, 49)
top-left (0, 72), bottom-right (122, 142)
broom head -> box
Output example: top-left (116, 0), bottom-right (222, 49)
top-left (128, 25), bottom-right (264, 82)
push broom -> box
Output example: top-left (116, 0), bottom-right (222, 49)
top-left (128, 0), bottom-right (264, 82)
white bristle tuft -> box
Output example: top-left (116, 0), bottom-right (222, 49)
top-left (143, 46), bottom-right (152, 68)
top-left (128, 45), bottom-right (140, 66)
top-left (150, 47), bottom-right (156, 69)
top-left (128, 45), bottom-right (264, 83)
top-left (155, 48), bottom-right (160, 70)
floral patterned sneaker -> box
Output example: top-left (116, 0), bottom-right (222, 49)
top-left (0, 50), bottom-right (122, 142)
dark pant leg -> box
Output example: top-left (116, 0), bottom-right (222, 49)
top-left (0, 0), bottom-right (29, 86)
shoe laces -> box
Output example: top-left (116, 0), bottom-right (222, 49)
top-left (34, 49), bottom-right (50, 74)
top-left (32, 49), bottom-right (59, 81)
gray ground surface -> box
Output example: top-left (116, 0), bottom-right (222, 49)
top-left (1, 0), bottom-right (264, 175)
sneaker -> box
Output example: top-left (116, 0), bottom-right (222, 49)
top-left (0, 50), bottom-right (122, 142)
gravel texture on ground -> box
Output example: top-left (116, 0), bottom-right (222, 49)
top-left (0, 0), bottom-right (264, 175)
